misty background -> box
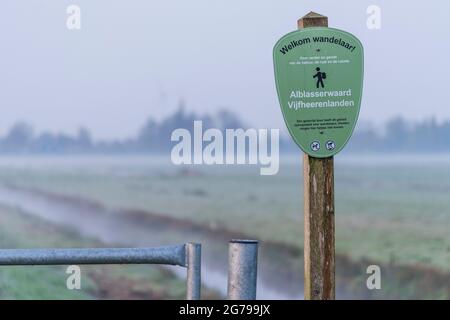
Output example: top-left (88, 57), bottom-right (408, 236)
top-left (0, 1), bottom-right (449, 300)
top-left (0, 0), bottom-right (449, 145)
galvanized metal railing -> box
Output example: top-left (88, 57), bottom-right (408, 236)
top-left (0, 240), bottom-right (261, 300)
top-left (0, 243), bottom-right (201, 300)
top-left (227, 240), bottom-right (258, 300)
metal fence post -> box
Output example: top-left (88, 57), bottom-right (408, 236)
top-left (186, 243), bottom-right (201, 300)
top-left (227, 240), bottom-right (258, 300)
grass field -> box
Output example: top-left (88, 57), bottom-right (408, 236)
top-left (0, 204), bottom-right (191, 299)
top-left (0, 154), bottom-right (448, 299)
top-left (0, 155), bottom-right (448, 270)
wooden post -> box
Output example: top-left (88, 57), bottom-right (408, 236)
top-left (298, 12), bottom-right (335, 300)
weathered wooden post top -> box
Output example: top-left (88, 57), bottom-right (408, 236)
top-left (298, 11), bottom-right (328, 28)
top-left (273, 12), bottom-right (364, 300)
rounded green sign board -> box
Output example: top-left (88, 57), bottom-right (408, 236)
top-left (273, 27), bottom-right (364, 157)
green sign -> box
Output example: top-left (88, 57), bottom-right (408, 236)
top-left (273, 27), bottom-right (364, 157)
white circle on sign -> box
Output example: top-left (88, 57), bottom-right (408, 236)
top-left (310, 141), bottom-right (320, 152)
top-left (326, 140), bottom-right (336, 151)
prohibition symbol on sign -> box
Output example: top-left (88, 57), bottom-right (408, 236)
top-left (326, 140), bottom-right (336, 151)
top-left (310, 141), bottom-right (320, 152)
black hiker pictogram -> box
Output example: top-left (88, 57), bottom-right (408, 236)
top-left (313, 67), bottom-right (327, 88)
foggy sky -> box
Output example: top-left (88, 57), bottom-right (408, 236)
top-left (0, 1), bottom-right (449, 139)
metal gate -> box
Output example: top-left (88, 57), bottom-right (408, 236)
top-left (0, 240), bottom-right (260, 300)
top-left (0, 243), bottom-right (201, 300)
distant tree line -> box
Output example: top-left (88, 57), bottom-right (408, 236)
top-left (345, 117), bottom-right (450, 153)
top-left (0, 106), bottom-right (448, 154)
top-left (0, 104), bottom-right (245, 154)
